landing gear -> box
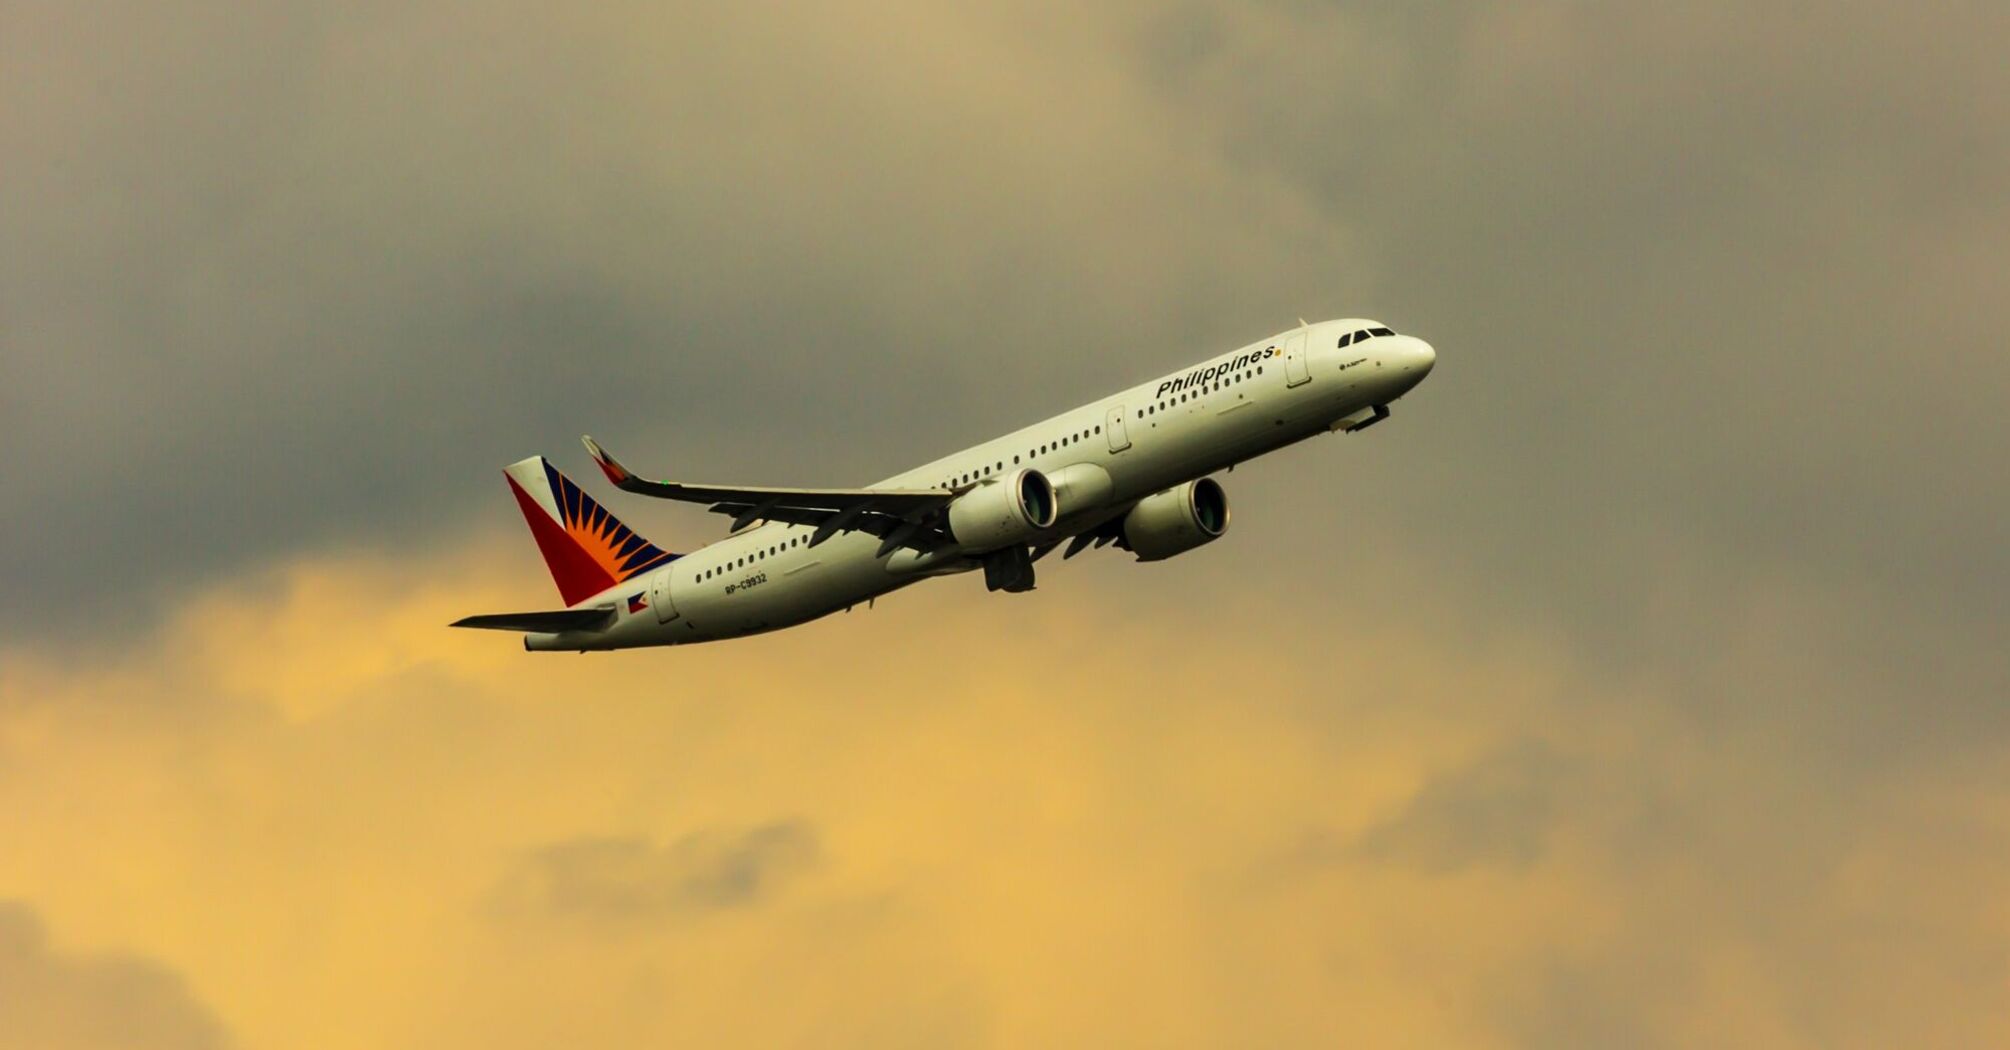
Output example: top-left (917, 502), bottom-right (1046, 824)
top-left (1333, 403), bottom-right (1390, 433)
top-left (981, 545), bottom-right (1037, 593)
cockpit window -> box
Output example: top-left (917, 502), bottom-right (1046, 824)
top-left (1340, 326), bottom-right (1396, 346)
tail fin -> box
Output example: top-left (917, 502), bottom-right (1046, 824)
top-left (503, 456), bottom-right (679, 606)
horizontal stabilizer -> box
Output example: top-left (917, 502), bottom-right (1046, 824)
top-left (450, 607), bottom-right (615, 633)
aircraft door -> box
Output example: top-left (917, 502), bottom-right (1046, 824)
top-left (1105, 405), bottom-right (1131, 452)
top-left (651, 566), bottom-right (679, 623)
top-left (1283, 327), bottom-right (1310, 387)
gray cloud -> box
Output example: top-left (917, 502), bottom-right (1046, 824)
top-left (2, 2), bottom-right (1325, 636)
top-left (1342, 742), bottom-right (1581, 873)
top-left (6, 3), bottom-right (2005, 678)
top-left (497, 821), bottom-right (821, 921)
top-left (0, 902), bottom-right (230, 1050)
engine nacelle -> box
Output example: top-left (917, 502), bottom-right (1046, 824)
top-left (948, 468), bottom-right (1057, 551)
top-left (1123, 478), bottom-right (1230, 561)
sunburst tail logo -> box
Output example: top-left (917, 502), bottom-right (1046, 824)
top-left (502, 456), bottom-right (680, 606)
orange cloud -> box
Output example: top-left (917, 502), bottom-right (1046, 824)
top-left (1, 535), bottom-right (2005, 1048)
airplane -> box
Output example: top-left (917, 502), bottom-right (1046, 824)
top-left (453, 319), bottom-right (1435, 650)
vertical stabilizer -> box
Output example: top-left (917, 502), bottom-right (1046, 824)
top-left (503, 456), bottom-right (677, 606)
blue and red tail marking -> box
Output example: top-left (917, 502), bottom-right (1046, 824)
top-left (504, 456), bottom-right (678, 606)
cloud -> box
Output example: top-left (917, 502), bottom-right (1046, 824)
top-left (1341, 741), bottom-right (1581, 873)
top-left (0, 1), bottom-right (1337, 635)
top-left (497, 822), bottom-right (821, 920)
top-left (5, 3), bottom-right (2010, 1047)
top-left (3, 541), bottom-right (2007, 1048)
top-left (0, 903), bottom-right (231, 1050)
top-left (11, 0), bottom-right (2002, 663)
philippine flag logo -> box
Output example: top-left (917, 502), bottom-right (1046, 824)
top-left (627, 593), bottom-right (649, 614)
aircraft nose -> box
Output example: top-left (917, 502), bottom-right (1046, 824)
top-left (1400, 336), bottom-right (1435, 378)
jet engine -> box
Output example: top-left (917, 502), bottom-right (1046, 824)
top-left (948, 468), bottom-right (1057, 551)
top-left (1122, 478), bottom-right (1230, 561)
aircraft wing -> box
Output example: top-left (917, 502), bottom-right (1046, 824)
top-left (451, 607), bottom-right (615, 633)
top-left (581, 436), bottom-right (957, 552)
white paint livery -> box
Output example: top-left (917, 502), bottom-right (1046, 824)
top-left (454, 319), bottom-right (1435, 650)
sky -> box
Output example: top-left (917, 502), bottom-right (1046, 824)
top-left (3, 1), bottom-right (2007, 1046)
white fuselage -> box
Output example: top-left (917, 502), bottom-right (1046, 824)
top-left (539, 319), bottom-right (1435, 649)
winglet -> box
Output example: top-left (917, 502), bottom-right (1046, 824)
top-left (580, 435), bottom-right (631, 486)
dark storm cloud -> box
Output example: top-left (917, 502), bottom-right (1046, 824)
top-left (0, 0), bottom-right (2001, 737)
top-left (496, 821), bottom-right (821, 920)
top-left (2, 2), bottom-right (1330, 636)
top-left (8, 1), bottom-right (2004, 673)
top-left (0, 902), bottom-right (231, 1050)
